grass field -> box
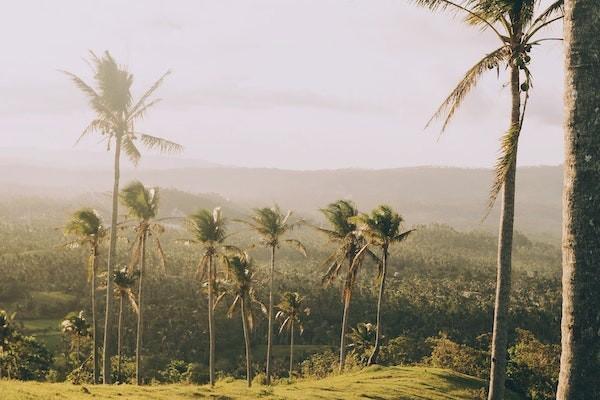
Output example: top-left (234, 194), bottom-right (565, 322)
top-left (0, 366), bottom-right (522, 400)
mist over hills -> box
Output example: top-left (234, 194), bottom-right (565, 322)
top-left (0, 150), bottom-right (562, 240)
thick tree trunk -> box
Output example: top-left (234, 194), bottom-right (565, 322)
top-left (487, 63), bottom-right (521, 400)
top-left (135, 230), bottom-right (147, 385)
top-left (368, 247), bottom-right (388, 365)
top-left (289, 320), bottom-right (294, 378)
top-left (117, 294), bottom-right (124, 383)
top-left (91, 244), bottom-right (100, 384)
top-left (557, 1), bottom-right (600, 397)
top-left (241, 298), bottom-right (252, 387)
top-left (103, 137), bottom-right (121, 384)
top-left (208, 255), bottom-right (215, 387)
top-left (265, 245), bottom-right (276, 385)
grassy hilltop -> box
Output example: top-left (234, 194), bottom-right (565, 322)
top-left (0, 366), bottom-right (521, 400)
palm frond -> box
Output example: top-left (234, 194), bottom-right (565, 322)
top-left (526, 0), bottom-right (563, 38)
top-left (488, 124), bottom-right (521, 211)
top-left (129, 70), bottom-right (171, 117)
top-left (427, 46), bottom-right (510, 133)
top-left (139, 133), bottom-right (183, 154)
top-left (284, 239), bottom-right (307, 257)
top-left (122, 136), bottom-right (142, 165)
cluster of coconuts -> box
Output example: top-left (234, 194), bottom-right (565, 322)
top-left (514, 44), bottom-right (533, 92)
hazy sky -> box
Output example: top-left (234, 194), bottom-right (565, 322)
top-left (0, 0), bottom-right (563, 170)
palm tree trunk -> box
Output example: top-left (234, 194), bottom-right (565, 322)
top-left (368, 247), bottom-right (388, 365)
top-left (557, 2), bottom-right (600, 397)
top-left (91, 244), bottom-right (100, 384)
top-left (103, 136), bottom-right (121, 384)
top-left (77, 336), bottom-right (81, 365)
top-left (241, 298), bottom-right (252, 387)
top-left (289, 320), bottom-right (294, 379)
top-left (487, 62), bottom-right (521, 400)
top-left (136, 230), bottom-right (146, 385)
top-left (265, 245), bottom-right (276, 385)
top-left (117, 293), bottom-right (124, 383)
top-left (208, 255), bottom-right (215, 387)
top-left (339, 261), bottom-right (353, 372)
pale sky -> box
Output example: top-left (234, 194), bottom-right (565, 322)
top-left (0, 0), bottom-right (564, 170)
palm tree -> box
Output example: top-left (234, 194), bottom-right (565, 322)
top-left (315, 200), bottom-right (377, 372)
top-left (223, 252), bottom-right (259, 387)
top-left (237, 206), bottom-right (306, 384)
top-left (276, 292), bottom-right (309, 379)
top-left (119, 180), bottom-right (167, 385)
top-left (64, 208), bottom-right (105, 383)
top-left (185, 207), bottom-right (232, 387)
top-left (351, 205), bottom-right (413, 366)
top-left (346, 322), bottom-right (377, 366)
top-left (556, 1), bottom-right (600, 398)
top-left (61, 311), bottom-right (91, 366)
top-left (113, 268), bottom-right (139, 383)
top-left (63, 51), bottom-right (183, 383)
top-left (410, 2), bottom-right (563, 398)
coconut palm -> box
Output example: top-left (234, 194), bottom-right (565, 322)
top-left (276, 292), bottom-right (309, 379)
top-left (64, 208), bottom-right (105, 383)
top-left (410, 2), bottom-right (563, 398)
top-left (63, 51), bottom-right (182, 383)
top-left (347, 322), bottom-right (377, 365)
top-left (237, 206), bottom-right (306, 384)
top-left (315, 200), bottom-right (378, 372)
top-left (557, 2), bottom-right (600, 397)
top-left (119, 180), bottom-right (167, 385)
top-left (223, 252), bottom-right (260, 387)
top-left (351, 205), bottom-right (413, 366)
top-left (185, 207), bottom-right (233, 387)
top-left (112, 268), bottom-right (139, 383)
top-left (61, 311), bottom-right (91, 366)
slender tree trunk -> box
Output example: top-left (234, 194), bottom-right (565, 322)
top-left (557, 2), bottom-right (600, 397)
top-left (265, 245), bottom-right (276, 385)
top-left (289, 320), bottom-right (294, 379)
top-left (91, 244), bottom-right (100, 384)
top-left (487, 61), bottom-right (521, 400)
top-left (117, 293), bottom-right (124, 383)
top-left (241, 298), bottom-right (252, 387)
top-left (368, 247), bottom-right (388, 365)
top-left (339, 260), bottom-right (353, 372)
top-left (208, 255), bottom-right (215, 387)
top-left (76, 336), bottom-right (81, 365)
top-left (103, 137), bottom-right (121, 384)
top-left (136, 230), bottom-right (147, 385)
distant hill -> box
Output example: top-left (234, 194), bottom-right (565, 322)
top-left (0, 162), bottom-right (562, 240)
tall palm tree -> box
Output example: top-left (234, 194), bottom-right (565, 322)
top-left (112, 268), bottom-right (139, 383)
top-left (119, 180), bottom-right (167, 385)
top-left (276, 292), bottom-right (309, 379)
top-left (63, 51), bottom-right (183, 383)
top-left (237, 206), bottom-right (306, 384)
top-left (185, 208), bottom-right (232, 387)
top-left (410, 2), bottom-right (563, 398)
top-left (351, 205), bottom-right (413, 366)
top-left (61, 311), bottom-right (91, 366)
top-left (557, 1), bottom-right (600, 398)
top-left (315, 200), bottom-right (375, 372)
top-left (223, 252), bottom-right (259, 387)
top-left (64, 208), bottom-right (105, 383)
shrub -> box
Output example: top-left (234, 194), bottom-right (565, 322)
top-left (379, 336), bottom-right (429, 366)
top-left (506, 329), bottom-right (560, 400)
top-left (252, 372), bottom-right (268, 386)
top-left (300, 350), bottom-right (337, 379)
top-left (425, 334), bottom-right (489, 379)
top-left (159, 359), bottom-right (189, 383)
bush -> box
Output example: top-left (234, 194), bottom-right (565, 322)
top-left (425, 334), bottom-right (489, 379)
top-left (507, 329), bottom-right (560, 400)
top-left (159, 359), bottom-right (189, 383)
top-left (252, 372), bottom-right (268, 386)
top-left (1, 335), bottom-right (53, 380)
top-left (300, 350), bottom-right (337, 379)
top-left (184, 362), bottom-right (209, 384)
top-left (379, 336), bottom-right (429, 366)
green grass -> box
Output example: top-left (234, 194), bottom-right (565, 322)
top-left (0, 366), bottom-right (522, 399)
top-left (21, 318), bottom-right (62, 352)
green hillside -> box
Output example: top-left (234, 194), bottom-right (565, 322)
top-left (0, 366), bottom-right (520, 400)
